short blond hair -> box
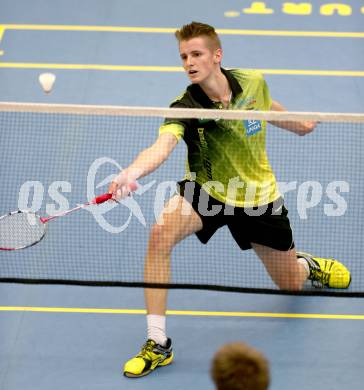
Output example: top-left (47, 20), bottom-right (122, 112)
top-left (211, 342), bottom-right (270, 390)
top-left (175, 21), bottom-right (222, 50)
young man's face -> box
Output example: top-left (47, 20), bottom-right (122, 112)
top-left (179, 37), bottom-right (222, 84)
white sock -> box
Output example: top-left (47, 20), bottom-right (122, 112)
top-left (297, 257), bottom-right (310, 278)
top-left (147, 315), bottom-right (167, 346)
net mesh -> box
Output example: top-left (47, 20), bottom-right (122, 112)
top-left (0, 102), bottom-right (363, 296)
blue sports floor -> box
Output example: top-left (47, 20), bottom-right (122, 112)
top-left (1, 1), bottom-right (364, 389)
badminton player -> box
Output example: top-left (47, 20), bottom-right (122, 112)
top-left (109, 21), bottom-right (351, 378)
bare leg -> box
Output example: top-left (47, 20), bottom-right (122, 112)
top-left (144, 195), bottom-right (203, 314)
top-left (252, 243), bottom-right (308, 290)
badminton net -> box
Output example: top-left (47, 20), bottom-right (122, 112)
top-left (0, 102), bottom-right (363, 297)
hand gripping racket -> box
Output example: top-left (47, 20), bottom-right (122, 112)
top-left (0, 193), bottom-right (113, 251)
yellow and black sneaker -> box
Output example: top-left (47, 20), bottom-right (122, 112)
top-left (123, 338), bottom-right (173, 378)
top-left (297, 251), bottom-right (351, 289)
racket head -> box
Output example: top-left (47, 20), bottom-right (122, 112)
top-left (0, 210), bottom-right (47, 250)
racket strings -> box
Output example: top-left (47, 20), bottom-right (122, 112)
top-left (0, 212), bottom-right (46, 249)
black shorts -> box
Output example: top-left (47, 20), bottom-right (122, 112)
top-left (177, 180), bottom-right (294, 251)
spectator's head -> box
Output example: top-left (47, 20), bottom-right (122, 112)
top-left (211, 342), bottom-right (270, 390)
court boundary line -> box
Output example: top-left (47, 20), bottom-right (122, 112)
top-left (0, 63), bottom-right (363, 77)
top-left (1, 24), bottom-right (362, 76)
top-left (1, 24), bottom-right (364, 38)
top-left (0, 306), bottom-right (363, 320)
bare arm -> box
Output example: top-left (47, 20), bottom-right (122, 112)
top-left (269, 100), bottom-right (317, 136)
top-left (125, 132), bottom-right (178, 179)
top-left (108, 133), bottom-right (178, 196)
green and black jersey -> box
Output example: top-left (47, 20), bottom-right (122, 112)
top-left (159, 68), bottom-right (281, 208)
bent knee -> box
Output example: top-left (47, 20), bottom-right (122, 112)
top-left (277, 277), bottom-right (304, 291)
top-left (148, 223), bottom-right (178, 254)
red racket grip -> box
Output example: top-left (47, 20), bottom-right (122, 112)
top-left (92, 193), bottom-right (113, 204)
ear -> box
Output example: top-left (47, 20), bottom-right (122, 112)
top-left (214, 48), bottom-right (223, 64)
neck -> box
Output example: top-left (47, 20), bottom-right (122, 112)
top-left (199, 69), bottom-right (231, 106)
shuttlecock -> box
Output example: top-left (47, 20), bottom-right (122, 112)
top-left (39, 73), bottom-right (56, 93)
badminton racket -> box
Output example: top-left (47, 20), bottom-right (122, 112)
top-left (0, 193), bottom-right (113, 251)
